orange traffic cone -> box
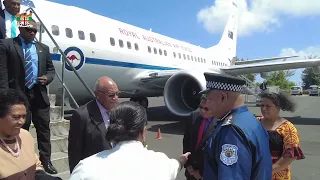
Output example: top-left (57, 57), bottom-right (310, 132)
top-left (155, 128), bottom-right (163, 140)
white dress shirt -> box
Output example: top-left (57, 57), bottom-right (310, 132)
top-left (69, 140), bottom-right (181, 180)
top-left (4, 9), bottom-right (19, 38)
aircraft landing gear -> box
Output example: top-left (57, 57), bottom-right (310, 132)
top-left (129, 97), bottom-right (149, 108)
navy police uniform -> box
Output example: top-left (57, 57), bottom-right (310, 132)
top-left (200, 73), bottom-right (272, 180)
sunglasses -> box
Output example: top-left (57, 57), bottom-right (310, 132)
top-left (25, 27), bottom-right (37, 34)
top-left (97, 90), bottom-right (120, 98)
top-left (199, 105), bottom-right (209, 111)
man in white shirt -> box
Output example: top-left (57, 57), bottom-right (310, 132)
top-left (0, 0), bottom-right (20, 39)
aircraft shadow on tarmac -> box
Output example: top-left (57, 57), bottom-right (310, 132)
top-left (146, 106), bottom-right (320, 135)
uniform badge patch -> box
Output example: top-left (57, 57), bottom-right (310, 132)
top-left (220, 144), bottom-right (238, 166)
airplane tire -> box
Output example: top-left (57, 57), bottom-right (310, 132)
top-left (129, 97), bottom-right (148, 108)
top-left (139, 97), bottom-right (149, 109)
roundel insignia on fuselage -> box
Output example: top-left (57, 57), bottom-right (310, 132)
top-left (63, 47), bottom-right (85, 71)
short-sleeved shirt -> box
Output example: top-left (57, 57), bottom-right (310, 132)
top-left (257, 117), bottom-right (305, 180)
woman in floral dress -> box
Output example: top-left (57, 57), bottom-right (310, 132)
top-left (257, 92), bottom-right (305, 180)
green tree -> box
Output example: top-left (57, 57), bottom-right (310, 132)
top-left (301, 55), bottom-right (320, 89)
top-left (265, 71), bottom-right (296, 90)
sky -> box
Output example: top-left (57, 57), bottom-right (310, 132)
top-left (50, 0), bottom-right (320, 84)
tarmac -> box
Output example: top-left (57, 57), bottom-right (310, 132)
top-left (133, 95), bottom-right (320, 180)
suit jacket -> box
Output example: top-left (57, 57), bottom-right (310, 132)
top-left (0, 9), bottom-right (6, 39)
top-left (183, 109), bottom-right (205, 179)
top-left (0, 37), bottom-right (55, 105)
top-left (68, 99), bottom-right (113, 173)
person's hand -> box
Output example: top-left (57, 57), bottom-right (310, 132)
top-left (37, 76), bottom-right (48, 85)
top-left (186, 165), bottom-right (195, 175)
top-left (193, 170), bottom-right (202, 180)
top-left (178, 152), bottom-right (191, 166)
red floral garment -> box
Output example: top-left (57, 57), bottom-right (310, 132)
top-left (256, 117), bottom-right (305, 180)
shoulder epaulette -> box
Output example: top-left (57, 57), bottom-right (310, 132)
top-left (221, 114), bottom-right (234, 126)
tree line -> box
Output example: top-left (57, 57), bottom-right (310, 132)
top-left (235, 55), bottom-right (320, 90)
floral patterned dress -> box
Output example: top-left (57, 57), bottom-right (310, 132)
top-left (257, 117), bottom-right (305, 180)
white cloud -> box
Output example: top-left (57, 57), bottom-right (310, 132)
top-left (280, 46), bottom-right (320, 59)
top-left (197, 0), bottom-right (320, 36)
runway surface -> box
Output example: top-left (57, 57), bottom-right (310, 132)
top-left (129, 95), bottom-right (320, 180)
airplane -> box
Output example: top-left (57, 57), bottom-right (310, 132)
top-left (17, 0), bottom-right (320, 117)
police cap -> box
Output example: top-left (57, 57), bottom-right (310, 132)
top-left (198, 73), bottom-right (246, 94)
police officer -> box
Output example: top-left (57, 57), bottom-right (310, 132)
top-left (200, 73), bottom-right (272, 180)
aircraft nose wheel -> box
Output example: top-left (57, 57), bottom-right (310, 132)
top-left (130, 97), bottom-right (149, 108)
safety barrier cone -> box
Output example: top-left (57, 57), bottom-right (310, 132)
top-left (155, 128), bottom-right (163, 140)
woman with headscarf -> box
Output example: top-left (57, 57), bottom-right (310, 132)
top-left (70, 101), bottom-right (191, 180)
top-left (0, 89), bottom-right (61, 180)
top-left (257, 92), bottom-right (305, 180)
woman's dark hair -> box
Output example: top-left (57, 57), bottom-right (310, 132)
top-left (106, 101), bottom-right (148, 143)
top-left (259, 92), bottom-right (296, 112)
top-left (0, 89), bottom-right (29, 118)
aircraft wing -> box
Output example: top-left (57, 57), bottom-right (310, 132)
top-left (234, 55), bottom-right (299, 65)
top-left (221, 58), bottom-right (320, 75)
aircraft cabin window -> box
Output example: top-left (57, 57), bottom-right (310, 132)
top-left (187, 55), bottom-right (190, 60)
top-left (191, 56), bottom-right (193, 61)
top-left (65, 28), bottom-right (73, 38)
top-left (148, 46), bottom-right (151, 53)
top-left (173, 52), bottom-right (176, 58)
top-left (134, 43), bottom-right (139, 50)
top-left (78, 30), bottom-right (85, 40)
top-left (164, 50), bottom-right (167, 56)
top-left (153, 47), bottom-right (157, 54)
top-left (178, 53), bottom-right (181, 59)
top-left (90, 33), bottom-right (96, 42)
top-left (204, 59), bottom-right (206, 63)
top-left (183, 54), bottom-right (186, 60)
top-left (110, 37), bottom-right (115, 46)
top-left (127, 41), bottom-right (131, 49)
top-left (159, 49), bottom-right (162, 55)
top-left (51, 25), bottom-right (59, 36)
top-left (119, 40), bottom-right (124, 48)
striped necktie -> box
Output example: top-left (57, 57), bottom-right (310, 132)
top-left (24, 43), bottom-right (35, 89)
top-left (11, 15), bottom-right (17, 38)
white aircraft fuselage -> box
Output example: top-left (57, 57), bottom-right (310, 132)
top-left (18, 0), bottom-right (320, 116)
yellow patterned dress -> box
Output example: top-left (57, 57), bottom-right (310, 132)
top-left (256, 117), bottom-right (305, 180)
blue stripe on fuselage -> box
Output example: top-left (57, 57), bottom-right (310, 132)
top-left (50, 53), bottom-right (178, 70)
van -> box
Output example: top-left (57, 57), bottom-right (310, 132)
top-left (291, 86), bottom-right (303, 95)
top-left (309, 85), bottom-right (319, 96)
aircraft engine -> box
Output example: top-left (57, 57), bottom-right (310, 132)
top-left (312, 66), bottom-right (320, 75)
top-left (163, 71), bottom-right (207, 117)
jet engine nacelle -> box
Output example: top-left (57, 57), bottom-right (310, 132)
top-left (163, 71), bottom-right (207, 117)
top-left (312, 66), bottom-right (320, 75)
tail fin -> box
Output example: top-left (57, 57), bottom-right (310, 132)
top-left (207, 0), bottom-right (238, 62)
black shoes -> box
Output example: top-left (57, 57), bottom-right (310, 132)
top-left (42, 160), bottom-right (58, 174)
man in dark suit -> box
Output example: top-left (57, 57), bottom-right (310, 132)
top-left (0, 0), bottom-right (21, 39)
top-left (183, 94), bottom-right (215, 180)
top-left (68, 76), bottom-right (119, 173)
top-left (0, 19), bottom-right (57, 174)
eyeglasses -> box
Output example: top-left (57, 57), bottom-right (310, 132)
top-left (25, 27), bottom-right (37, 34)
top-left (97, 90), bottom-right (120, 98)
